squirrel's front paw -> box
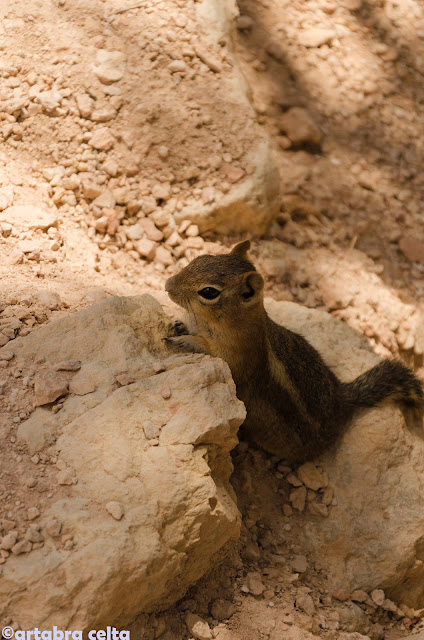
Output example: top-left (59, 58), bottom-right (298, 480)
top-left (173, 320), bottom-right (189, 336)
top-left (162, 335), bottom-right (207, 354)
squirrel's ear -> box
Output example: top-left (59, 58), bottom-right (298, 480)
top-left (239, 271), bottom-right (264, 303)
top-left (230, 240), bottom-right (251, 259)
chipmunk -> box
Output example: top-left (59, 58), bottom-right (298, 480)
top-left (164, 240), bottom-right (423, 462)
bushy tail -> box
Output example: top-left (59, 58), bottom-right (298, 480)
top-left (343, 359), bottom-right (424, 408)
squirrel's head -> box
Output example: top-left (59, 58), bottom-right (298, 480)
top-left (165, 240), bottom-right (265, 324)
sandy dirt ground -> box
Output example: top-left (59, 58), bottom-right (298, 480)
top-left (2, 0), bottom-right (424, 638)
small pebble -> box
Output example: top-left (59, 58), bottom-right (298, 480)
top-left (143, 421), bottom-right (160, 440)
top-left (237, 15), bottom-right (254, 30)
top-left (332, 589), bottom-right (351, 601)
top-left (291, 555), bottom-right (308, 573)
top-left (0, 352), bottom-right (14, 361)
top-left (283, 504), bottom-right (293, 517)
top-left (27, 506), bottom-right (40, 520)
top-left (53, 361), bottom-right (81, 372)
top-left (246, 571), bottom-right (265, 596)
top-left (116, 373), bottom-right (135, 386)
top-left (152, 361), bottom-right (166, 374)
top-left (106, 501), bottom-right (125, 521)
top-left (25, 527), bottom-right (44, 543)
top-left (46, 518), bottom-right (62, 537)
top-left (371, 588), bottom-right (385, 606)
top-left (56, 469), bottom-right (74, 485)
top-left (11, 540), bottom-right (32, 555)
top-left (185, 224), bottom-right (199, 237)
top-left (158, 145), bottom-right (169, 159)
top-left (296, 594), bottom-right (315, 616)
top-left (168, 60), bottom-right (187, 73)
top-left (1, 533), bottom-right (17, 550)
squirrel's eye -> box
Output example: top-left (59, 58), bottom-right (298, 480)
top-left (198, 287), bottom-right (221, 300)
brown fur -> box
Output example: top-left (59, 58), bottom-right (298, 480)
top-left (165, 241), bottom-right (423, 462)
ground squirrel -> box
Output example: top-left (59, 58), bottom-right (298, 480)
top-left (164, 241), bottom-right (423, 462)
